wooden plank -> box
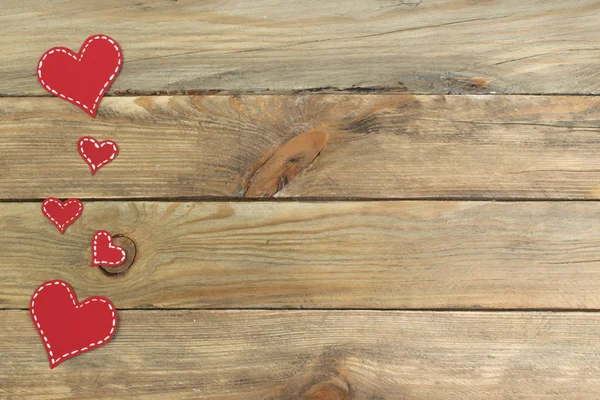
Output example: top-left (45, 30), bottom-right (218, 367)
top-left (3, 94), bottom-right (600, 200)
top-left (2, 310), bottom-right (600, 399)
top-left (2, 0), bottom-right (600, 95)
top-left (3, 200), bottom-right (600, 309)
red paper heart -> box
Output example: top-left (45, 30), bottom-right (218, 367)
top-left (78, 136), bottom-right (119, 175)
top-left (41, 198), bottom-right (84, 234)
top-left (91, 230), bottom-right (126, 267)
top-left (37, 34), bottom-right (122, 118)
top-left (30, 280), bottom-right (117, 369)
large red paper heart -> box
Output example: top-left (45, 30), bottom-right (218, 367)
top-left (78, 136), bottom-right (119, 175)
top-left (30, 280), bottom-right (117, 369)
top-left (91, 230), bottom-right (126, 267)
top-left (41, 198), bottom-right (84, 234)
top-left (37, 34), bottom-right (122, 118)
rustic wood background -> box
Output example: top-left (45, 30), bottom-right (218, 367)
top-left (1, 1), bottom-right (600, 398)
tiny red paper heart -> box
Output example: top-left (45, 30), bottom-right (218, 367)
top-left (37, 34), bottom-right (122, 118)
top-left (30, 280), bottom-right (117, 369)
top-left (91, 230), bottom-right (126, 267)
top-left (41, 198), bottom-right (84, 234)
top-left (78, 136), bottom-right (119, 175)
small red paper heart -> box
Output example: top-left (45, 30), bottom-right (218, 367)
top-left (30, 280), bottom-right (117, 369)
top-left (41, 198), bottom-right (84, 234)
top-left (91, 230), bottom-right (126, 267)
top-left (78, 136), bottom-right (119, 175)
top-left (37, 34), bottom-right (122, 118)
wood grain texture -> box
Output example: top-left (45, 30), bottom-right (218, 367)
top-left (2, 0), bottom-right (600, 95)
top-left (3, 94), bottom-right (600, 200)
top-left (3, 310), bottom-right (600, 399)
top-left (4, 201), bottom-right (600, 309)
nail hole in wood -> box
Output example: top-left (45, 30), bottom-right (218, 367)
top-left (100, 234), bottom-right (136, 276)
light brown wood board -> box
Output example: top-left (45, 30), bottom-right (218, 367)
top-left (2, 0), bottom-right (600, 95)
top-left (2, 94), bottom-right (600, 200)
top-left (3, 200), bottom-right (600, 310)
top-left (3, 310), bottom-right (600, 399)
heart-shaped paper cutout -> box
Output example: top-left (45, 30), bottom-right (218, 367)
top-left (78, 136), bottom-right (119, 175)
top-left (37, 34), bottom-right (122, 118)
top-left (30, 280), bottom-right (117, 369)
top-left (41, 198), bottom-right (84, 234)
top-left (91, 230), bottom-right (126, 267)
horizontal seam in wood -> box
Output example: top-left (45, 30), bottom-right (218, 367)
top-left (3, 197), bottom-right (600, 203)
top-left (4, 307), bottom-right (600, 312)
top-left (1, 92), bottom-right (599, 97)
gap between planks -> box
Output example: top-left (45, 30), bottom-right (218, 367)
top-left (6, 198), bottom-right (600, 203)
top-left (6, 307), bottom-right (600, 312)
top-left (2, 92), bottom-right (600, 98)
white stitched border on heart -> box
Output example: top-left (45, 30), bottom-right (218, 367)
top-left (93, 231), bottom-right (126, 266)
top-left (30, 280), bottom-right (116, 367)
top-left (79, 137), bottom-right (118, 172)
top-left (42, 198), bottom-right (83, 231)
top-left (37, 35), bottom-right (122, 115)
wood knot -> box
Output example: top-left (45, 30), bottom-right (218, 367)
top-left (244, 129), bottom-right (328, 197)
top-left (100, 234), bottom-right (136, 276)
top-left (302, 381), bottom-right (351, 400)
top-left (442, 76), bottom-right (492, 93)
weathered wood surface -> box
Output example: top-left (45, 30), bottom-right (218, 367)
top-left (2, 0), bottom-right (600, 95)
top-left (5, 0), bottom-right (600, 394)
top-left (3, 310), bottom-right (600, 399)
top-left (3, 94), bottom-right (600, 200)
top-left (4, 200), bottom-right (600, 309)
